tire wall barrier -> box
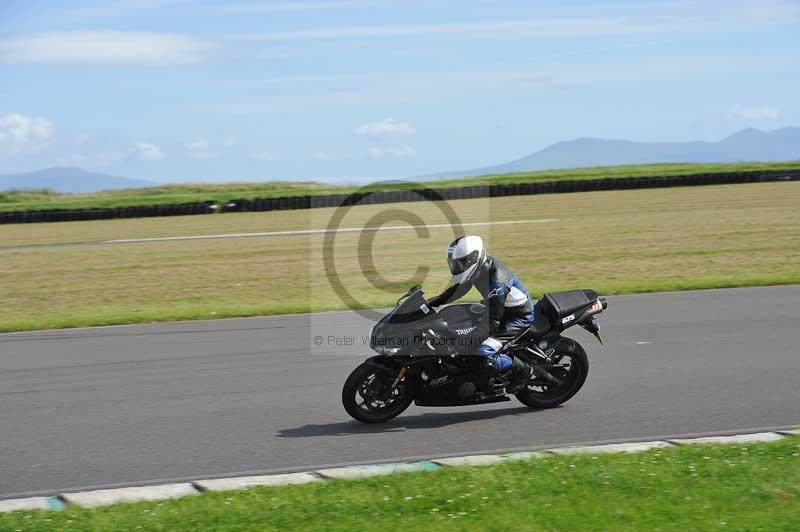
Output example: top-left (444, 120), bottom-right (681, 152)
top-left (0, 201), bottom-right (218, 225)
top-left (1, 170), bottom-right (798, 225)
top-left (218, 169), bottom-right (800, 214)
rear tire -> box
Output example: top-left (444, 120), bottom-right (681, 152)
top-left (516, 338), bottom-right (589, 409)
top-left (342, 363), bottom-right (413, 423)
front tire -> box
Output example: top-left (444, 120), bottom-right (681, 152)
top-left (516, 338), bottom-right (589, 409)
top-left (342, 363), bottom-right (413, 423)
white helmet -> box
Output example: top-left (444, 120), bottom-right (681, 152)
top-left (447, 235), bottom-right (486, 283)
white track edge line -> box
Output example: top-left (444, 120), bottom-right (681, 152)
top-left (102, 219), bottom-right (558, 244)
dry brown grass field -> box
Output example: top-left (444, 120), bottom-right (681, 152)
top-left (1, 181), bottom-right (798, 332)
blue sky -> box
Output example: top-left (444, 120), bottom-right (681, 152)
top-left (1, 0), bottom-right (798, 183)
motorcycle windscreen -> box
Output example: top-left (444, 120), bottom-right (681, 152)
top-left (370, 290), bottom-right (433, 351)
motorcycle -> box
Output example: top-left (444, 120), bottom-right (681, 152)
top-left (342, 285), bottom-right (608, 423)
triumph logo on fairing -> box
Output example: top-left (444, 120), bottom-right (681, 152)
top-left (455, 325), bottom-right (477, 335)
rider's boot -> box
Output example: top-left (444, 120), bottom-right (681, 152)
top-left (474, 356), bottom-right (499, 396)
top-left (506, 357), bottom-right (532, 394)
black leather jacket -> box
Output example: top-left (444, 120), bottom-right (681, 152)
top-left (428, 256), bottom-right (534, 330)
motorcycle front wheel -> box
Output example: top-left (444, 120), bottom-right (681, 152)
top-left (342, 363), bottom-right (413, 423)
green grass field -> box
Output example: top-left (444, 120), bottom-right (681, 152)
top-left (1, 161), bottom-right (798, 212)
top-left (2, 438), bottom-right (798, 531)
top-left (1, 181), bottom-right (798, 332)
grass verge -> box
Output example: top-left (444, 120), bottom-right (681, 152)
top-left (0, 181), bottom-right (798, 332)
top-left (2, 438), bottom-right (799, 531)
top-left (1, 161), bottom-right (799, 212)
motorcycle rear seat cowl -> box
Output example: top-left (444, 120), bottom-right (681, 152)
top-left (540, 289), bottom-right (598, 320)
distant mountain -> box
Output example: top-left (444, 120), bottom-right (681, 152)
top-left (0, 167), bottom-right (155, 193)
top-left (429, 127), bottom-right (800, 178)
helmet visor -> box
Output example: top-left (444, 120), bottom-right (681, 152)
top-left (448, 250), bottom-right (479, 276)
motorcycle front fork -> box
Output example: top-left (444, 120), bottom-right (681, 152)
top-left (387, 367), bottom-right (408, 393)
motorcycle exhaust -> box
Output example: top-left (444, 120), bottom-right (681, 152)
top-left (530, 364), bottom-right (563, 386)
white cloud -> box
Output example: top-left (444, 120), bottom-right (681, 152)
top-left (355, 118), bottom-right (416, 137)
top-left (0, 31), bottom-right (213, 66)
top-left (251, 151), bottom-right (279, 161)
top-left (184, 138), bottom-right (209, 150)
top-left (368, 146), bottom-right (416, 159)
top-left (133, 142), bottom-right (165, 161)
top-left (223, 0), bottom-right (800, 42)
top-left (59, 1), bottom-right (186, 23)
top-left (188, 151), bottom-right (217, 160)
top-left (237, 19), bottom-right (615, 42)
top-left (57, 151), bottom-right (126, 168)
top-left (71, 133), bottom-right (93, 148)
top-left (313, 151), bottom-right (349, 161)
top-left (0, 113), bottom-right (54, 144)
top-left (198, 1), bottom-right (379, 14)
top-left (728, 105), bottom-right (781, 120)
top-left (230, 2), bottom-right (800, 43)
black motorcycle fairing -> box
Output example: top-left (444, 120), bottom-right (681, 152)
top-left (435, 303), bottom-right (490, 343)
top-left (370, 287), bottom-right (436, 352)
top-left (411, 354), bottom-right (501, 406)
top-left (536, 289), bottom-right (607, 342)
top-left (364, 355), bottom-right (405, 372)
top-left (370, 287), bottom-right (490, 356)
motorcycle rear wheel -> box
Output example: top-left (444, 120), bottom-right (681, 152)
top-left (516, 339), bottom-right (589, 409)
top-left (342, 363), bottom-right (413, 423)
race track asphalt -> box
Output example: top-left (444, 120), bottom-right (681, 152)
top-left (1, 286), bottom-right (798, 498)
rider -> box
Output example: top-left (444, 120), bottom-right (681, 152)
top-left (427, 235), bottom-right (534, 393)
